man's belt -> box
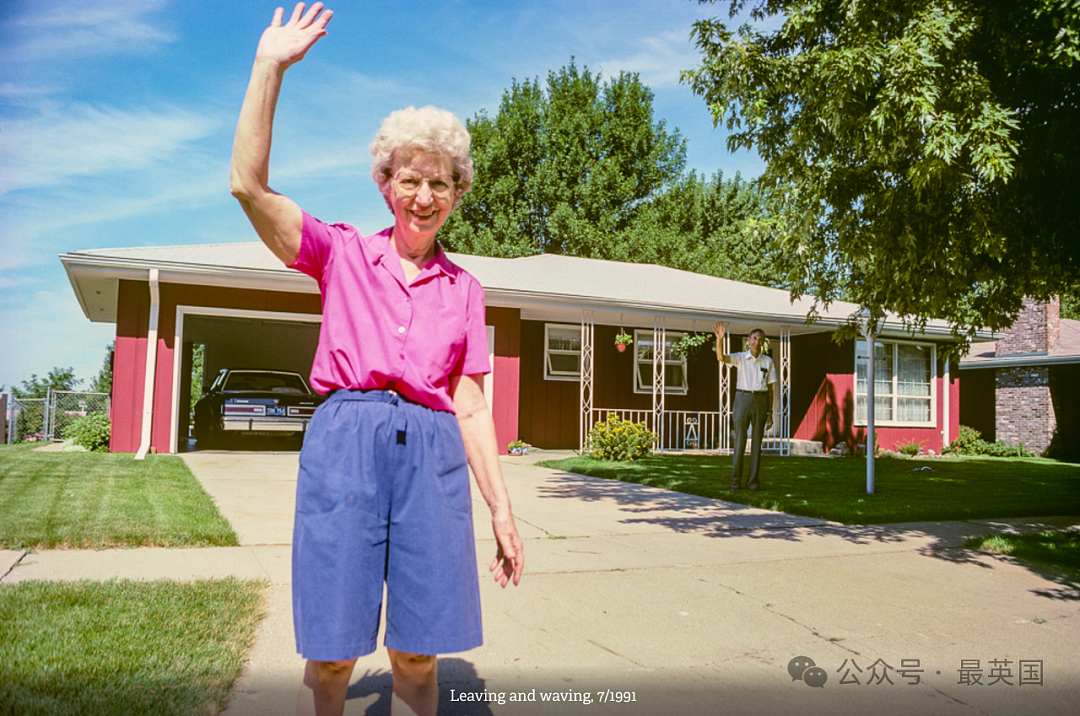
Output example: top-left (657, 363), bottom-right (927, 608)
top-left (736, 389), bottom-right (769, 394)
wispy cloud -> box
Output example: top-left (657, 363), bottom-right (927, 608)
top-left (0, 101), bottom-right (221, 195)
top-left (0, 82), bottom-right (61, 98)
top-left (2, 0), bottom-right (175, 63)
top-left (596, 30), bottom-right (701, 88)
top-left (0, 275), bottom-right (43, 291)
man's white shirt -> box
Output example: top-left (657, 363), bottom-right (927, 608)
top-left (730, 350), bottom-right (778, 392)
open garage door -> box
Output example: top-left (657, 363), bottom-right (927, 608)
top-left (172, 308), bottom-right (321, 452)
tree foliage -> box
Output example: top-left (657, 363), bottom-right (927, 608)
top-left (89, 341), bottom-right (114, 396)
top-left (683, 0), bottom-right (1080, 339)
top-left (618, 169), bottom-right (788, 287)
top-left (441, 60), bottom-right (687, 257)
top-left (441, 59), bottom-right (787, 289)
top-left (11, 367), bottom-right (80, 399)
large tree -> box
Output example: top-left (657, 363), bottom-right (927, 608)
top-left (442, 60), bottom-right (787, 290)
top-left (683, 0), bottom-right (1080, 339)
top-left (618, 169), bottom-right (789, 287)
top-left (440, 60), bottom-right (688, 257)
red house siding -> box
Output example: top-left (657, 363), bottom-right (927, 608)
top-left (518, 321), bottom-right (722, 449)
top-left (792, 334), bottom-right (955, 453)
top-left (960, 369), bottom-right (995, 441)
top-left (111, 280), bottom-right (151, 452)
top-left (111, 282), bottom-right (322, 453)
top-left (487, 306), bottom-right (521, 455)
top-left (518, 321), bottom-right (580, 449)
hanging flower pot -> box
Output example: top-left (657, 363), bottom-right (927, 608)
top-left (614, 331), bottom-right (633, 353)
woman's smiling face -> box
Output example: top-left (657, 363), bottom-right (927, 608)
top-left (387, 149), bottom-right (456, 250)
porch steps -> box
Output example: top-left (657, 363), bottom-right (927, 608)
top-left (788, 439), bottom-right (825, 455)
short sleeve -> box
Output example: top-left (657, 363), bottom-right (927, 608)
top-left (455, 276), bottom-right (492, 377)
top-left (767, 357), bottom-right (779, 385)
top-left (290, 211), bottom-right (336, 282)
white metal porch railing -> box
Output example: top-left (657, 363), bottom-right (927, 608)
top-left (588, 407), bottom-right (787, 453)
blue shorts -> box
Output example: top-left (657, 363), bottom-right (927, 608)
top-left (292, 389), bottom-right (482, 661)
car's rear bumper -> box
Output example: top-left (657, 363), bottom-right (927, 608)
top-left (221, 417), bottom-right (310, 433)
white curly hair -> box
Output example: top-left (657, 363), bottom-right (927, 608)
top-left (370, 106), bottom-right (474, 209)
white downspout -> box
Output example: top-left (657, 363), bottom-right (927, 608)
top-left (943, 354), bottom-right (951, 449)
top-left (135, 269), bottom-right (160, 460)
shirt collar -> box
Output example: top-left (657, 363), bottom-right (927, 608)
top-left (371, 228), bottom-right (456, 283)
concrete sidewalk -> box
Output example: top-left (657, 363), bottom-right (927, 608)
top-left (3, 450), bottom-right (1078, 715)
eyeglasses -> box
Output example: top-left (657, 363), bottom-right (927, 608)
top-left (392, 171), bottom-right (455, 199)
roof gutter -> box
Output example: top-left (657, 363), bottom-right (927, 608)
top-left (135, 269), bottom-right (160, 461)
top-left (959, 354), bottom-right (1080, 369)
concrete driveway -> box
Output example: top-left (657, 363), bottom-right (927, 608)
top-left (166, 450), bottom-right (1080, 716)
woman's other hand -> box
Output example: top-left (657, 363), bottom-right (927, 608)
top-left (256, 2), bottom-right (333, 70)
top-left (490, 511), bottom-right (524, 588)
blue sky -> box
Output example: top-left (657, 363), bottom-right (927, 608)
top-left (0, 0), bottom-right (767, 393)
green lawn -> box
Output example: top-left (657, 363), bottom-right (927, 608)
top-left (0, 444), bottom-right (237, 549)
top-left (537, 453), bottom-right (1080, 524)
top-left (0, 578), bottom-right (266, 716)
top-left (966, 531), bottom-right (1080, 570)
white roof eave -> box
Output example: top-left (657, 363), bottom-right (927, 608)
top-left (59, 249), bottom-right (978, 340)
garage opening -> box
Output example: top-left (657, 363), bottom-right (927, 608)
top-left (174, 309), bottom-right (321, 452)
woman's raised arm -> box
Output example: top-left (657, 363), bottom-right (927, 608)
top-left (230, 3), bottom-right (332, 266)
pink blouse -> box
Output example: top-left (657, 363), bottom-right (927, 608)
top-left (291, 211), bottom-right (490, 413)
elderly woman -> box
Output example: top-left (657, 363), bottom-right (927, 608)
top-left (229, 5), bottom-right (524, 716)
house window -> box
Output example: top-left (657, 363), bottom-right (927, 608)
top-left (544, 324), bottom-right (581, 380)
top-left (633, 329), bottom-right (688, 395)
top-left (856, 340), bottom-right (935, 426)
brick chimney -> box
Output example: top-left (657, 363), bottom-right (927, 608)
top-left (995, 296), bottom-right (1060, 455)
top-left (996, 296), bottom-right (1061, 355)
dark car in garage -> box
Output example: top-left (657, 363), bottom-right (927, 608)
top-left (193, 369), bottom-right (325, 448)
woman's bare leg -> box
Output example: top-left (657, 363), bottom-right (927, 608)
top-left (297, 658), bottom-right (358, 716)
top-left (388, 648), bottom-right (438, 716)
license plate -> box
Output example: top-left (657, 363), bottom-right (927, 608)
top-left (266, 406), bottom-right (287, 417)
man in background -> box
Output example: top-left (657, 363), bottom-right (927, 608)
top-left (713, 322), bottom-right (778, 491)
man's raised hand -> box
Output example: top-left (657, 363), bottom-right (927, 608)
top-left (256, 3), bottom-right (333, 70)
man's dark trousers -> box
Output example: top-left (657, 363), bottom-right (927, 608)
top-left (731, 390), bottom-right (769, 490)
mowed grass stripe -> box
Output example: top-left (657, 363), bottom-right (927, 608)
top-left (0, 578), bottom-right (266, 716)
top-left (0, 445), bottom-right (237, 549)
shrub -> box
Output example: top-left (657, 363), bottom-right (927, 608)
top-left (62, 412), bottom-right (111, 452)
top-left (587, 414), bottom-right (657, 462)
top-left (980, 440), bottom-right (1034, 458)
top-left (945, 425), bottom-right (985, 455)
top-left (944, 425), bottom-right (1034, 458)
top-left (896, 439), bottom-right (925, 457)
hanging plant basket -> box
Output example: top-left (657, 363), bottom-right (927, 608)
top-left (614, 330), bottom-right (633, 353)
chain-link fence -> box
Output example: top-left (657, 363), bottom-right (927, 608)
top-left (6, 396), bottom-right (46, 444)
top-left (48, 391), bottom-right (110, 441)
top-left (5, 391), bottom-right (110, 444)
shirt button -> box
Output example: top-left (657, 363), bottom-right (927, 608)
top-left (398, 326), bottom-right (406, 334)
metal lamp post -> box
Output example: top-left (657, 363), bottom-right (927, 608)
top-left (858, 306), bottom-right (879, 495)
